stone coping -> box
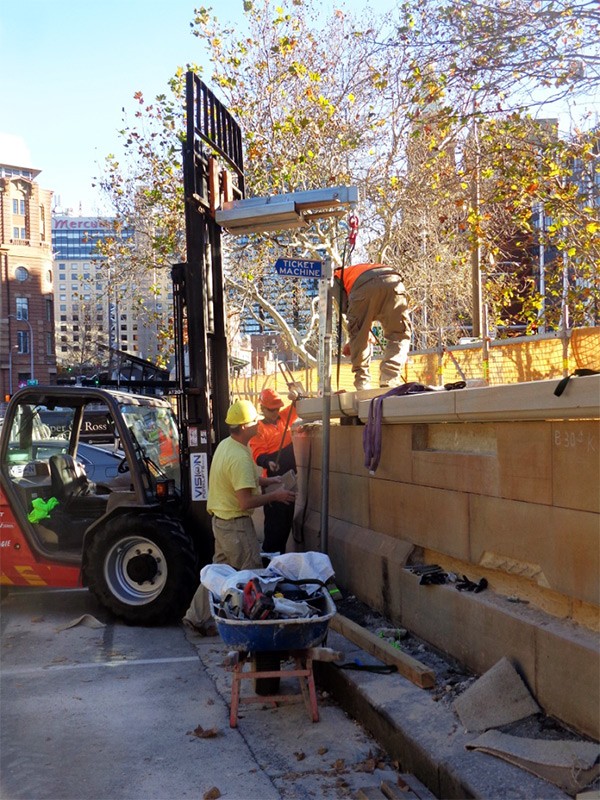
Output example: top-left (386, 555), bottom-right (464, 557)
top-left (295, 375), bottom-right (599, 423)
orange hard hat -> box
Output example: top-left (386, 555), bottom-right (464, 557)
top-left (259, 388), bottom-right (283, 410)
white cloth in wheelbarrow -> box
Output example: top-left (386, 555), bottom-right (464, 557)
top-left (202, 551), bottom-right (336, 621)
top-left (201, 551), bottom-right (335, 598)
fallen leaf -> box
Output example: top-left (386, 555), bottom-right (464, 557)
top-left (318, 747), bottom-right (329, 755)
top-left (294, 751), bottom-right (306, 761)
top-left (188, 725), bottom-right (219, 739)
top-left (203, 788), bottom-right (221, 800)
top-left (355, 757), bottom-right (377, 773)
top-left (333, 758), bottom-right (346, 772)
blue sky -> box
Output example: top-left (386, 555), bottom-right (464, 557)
top-left (1, 0), bottom-right (394, 216)
top-left (0, 0), bottom-right (246, 214)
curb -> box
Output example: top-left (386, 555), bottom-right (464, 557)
top-left (316, 629), bottom-right (570, 800)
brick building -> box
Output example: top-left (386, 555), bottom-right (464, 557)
top-left (0, 161), bottom-right (56, 397)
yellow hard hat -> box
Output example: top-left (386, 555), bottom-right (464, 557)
top-left (225, 399), bottom-right (261, 426)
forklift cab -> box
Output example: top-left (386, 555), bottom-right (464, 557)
top-left (0, 386), bottom-right (181, 559)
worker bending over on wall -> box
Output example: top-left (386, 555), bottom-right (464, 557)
top-left (250, 388), bottom-right (298, 557)
top-left (334, 262), bottom-right (412, 391)
top-left (182, 399), bottom-right (296, 635)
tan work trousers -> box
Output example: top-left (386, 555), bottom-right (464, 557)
top-left (183, 515), bottom-right (262, 628)
top-left (347, 270), bottom-right (411, 389)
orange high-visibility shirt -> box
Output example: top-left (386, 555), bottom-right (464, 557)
top-left (249, 404), bottom-right (298, 474)
top-left (333, 263), bottom-right (387, 294)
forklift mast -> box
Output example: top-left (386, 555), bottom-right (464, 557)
top-left (173, 72), bottom-right (245, 535)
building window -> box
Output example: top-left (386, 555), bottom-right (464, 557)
top-left (17, 330), bottom-right (30, 355)
top-left (16, 297), bottom-right (29, 320)
top-left (40, 205), bottom-right (46, 241)
top-left (12, 199), bottom-right (18, 214)
top-left (13, 227), bottom-right (20, 239)
top-left (15, 266), bottom-right (29, 282)
top-left (46, 299), bottom-right (53, 321)
top-left (46, 333), bottom-right (53, 355)
top-left (21, 228), bottom-right (26, 239)
top-left (59, 263), bottom-right (66, 271)
top-left (47, 269), bottom-right (53, 283)
top-left (60, 305), bottom-right (67, 312)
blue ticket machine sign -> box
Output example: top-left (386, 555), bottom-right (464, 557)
top-left (274, 258), bottom-right (323, 278)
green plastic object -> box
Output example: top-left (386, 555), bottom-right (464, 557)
top-left (28, 496), bottom-right (59, 523)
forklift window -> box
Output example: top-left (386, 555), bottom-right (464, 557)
top-left (4, 404), bottom-right (74, 476)
top-left (119, 403), bottom-right (180, 489)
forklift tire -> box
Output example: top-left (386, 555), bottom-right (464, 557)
top-left (252, 650), bottom-right (282, 696)
top-left (85, 513), bottom-right (198, 625)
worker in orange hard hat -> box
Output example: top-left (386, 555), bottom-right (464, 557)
top-left (249, 387), bottom-right (299, 557)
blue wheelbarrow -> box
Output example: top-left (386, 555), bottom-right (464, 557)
top-left (211, 591), bottom-right (337, 726)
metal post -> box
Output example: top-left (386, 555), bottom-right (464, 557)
top-left (482, 305), bottom-right (490, 385)
top-left (561, 251), bottom-right (570, 378)
top-left (537, 202), bottom-right (546, 332)
top-left (470, 116), bottom-right (483, 339)
top-left (437, 328), bottom-right (444, 387)
top-left (320, 257), bottom-right (333, 554)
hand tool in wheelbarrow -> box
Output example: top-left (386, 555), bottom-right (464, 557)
top-left (243, 579), bottom-right (275, 620)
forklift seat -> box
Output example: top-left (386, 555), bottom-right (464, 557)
top-left (49, 454), bottom-right (107, 515)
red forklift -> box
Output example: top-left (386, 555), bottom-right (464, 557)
top-left (0, 76), bottom-right (242, 624)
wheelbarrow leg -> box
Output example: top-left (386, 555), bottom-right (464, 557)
top-left (296, 654), bottom-right (319, 722)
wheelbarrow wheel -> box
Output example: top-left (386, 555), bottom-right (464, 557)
top-left (253, 651), bottom-right (281, 695)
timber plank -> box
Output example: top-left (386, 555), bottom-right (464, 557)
top-left (330, 614), bottom-right (436, 689)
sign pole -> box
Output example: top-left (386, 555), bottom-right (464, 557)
top-left (320, 256), bottom-right (333, 554)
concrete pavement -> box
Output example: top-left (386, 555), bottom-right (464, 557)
top-left (0, 587), bottom-right (398, 800)
top-left (1, 585), bottom-right (589, 800)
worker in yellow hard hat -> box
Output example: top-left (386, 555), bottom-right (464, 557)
top-left (182, 398), bottom-right (296, 635)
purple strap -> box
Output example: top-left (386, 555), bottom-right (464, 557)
top-left (363, 383), bottom-right (431, 473)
